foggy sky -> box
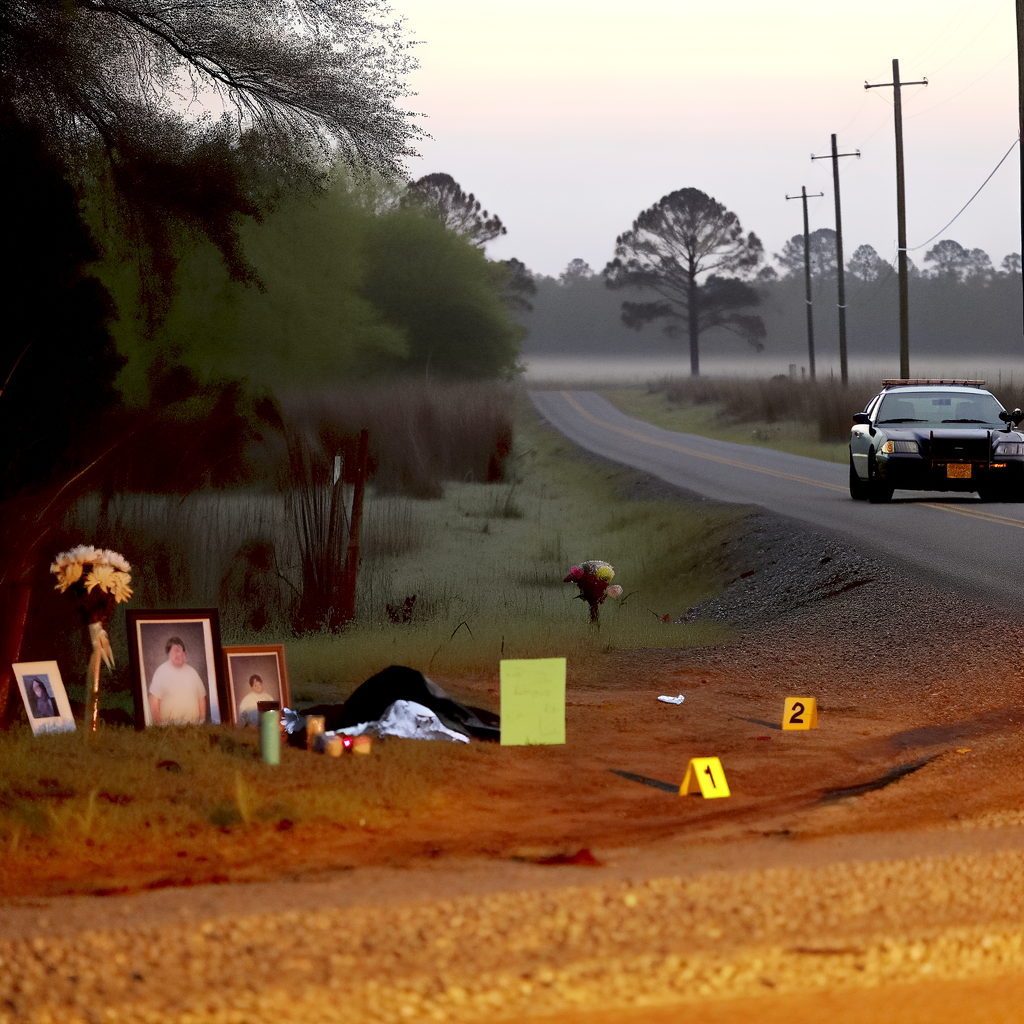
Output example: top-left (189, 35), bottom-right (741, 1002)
top-left (399, 0), bottom-right (1020, 279)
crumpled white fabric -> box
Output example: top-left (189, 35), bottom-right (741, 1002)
top-left (337, 700), bottom-right (469, 744)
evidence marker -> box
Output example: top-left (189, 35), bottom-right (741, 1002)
top-left (782, 697), bottom-right (818, 731)
top-left (679, 757), bottom-right (730, 799)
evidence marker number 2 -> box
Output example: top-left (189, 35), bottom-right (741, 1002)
top-left (782, 697), bottom-right (818, 731)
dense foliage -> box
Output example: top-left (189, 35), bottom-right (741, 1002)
top-left (103, 175), bottom-right (523, 401)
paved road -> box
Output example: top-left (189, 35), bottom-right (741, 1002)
top-left (530, 389), bottom-right (1024, 608)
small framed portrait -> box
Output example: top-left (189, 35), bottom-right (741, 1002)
top-left (126, 610), bottom-right (225, 728)
top-left (223, 645), bottom-right (291, 725)
top-left (12, 661), bottom-right (76, 735)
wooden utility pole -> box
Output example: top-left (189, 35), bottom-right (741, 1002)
top-left (812, 135), bottom-right (860, 385)
top-left (865, 59), bottom-right (927, 379)
top-left (785, 185), bottom-right (825, 380)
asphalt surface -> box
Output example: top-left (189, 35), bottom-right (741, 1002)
top-left (529, 389), bottom-right (1024, 609)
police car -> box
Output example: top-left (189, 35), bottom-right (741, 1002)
top-left (850, 380), bottom-right (1024, 503)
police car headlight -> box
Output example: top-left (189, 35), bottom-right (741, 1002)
top-left (881, 440), bottom-right (919, 454)
top-left (995, 442), bottom-right (1024, 456)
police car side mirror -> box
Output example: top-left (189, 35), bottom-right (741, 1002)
top-left (852, 413), bottom-right (871, 425)
top-left (1014, 408), bottom-right (1024, 426)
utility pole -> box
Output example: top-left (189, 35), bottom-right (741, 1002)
top-left (811, 136), bottom-right (860, 386)
top-left (785, 186), bottom-right (825, 380)
top-left (865, 59), bottom-right (927, 379)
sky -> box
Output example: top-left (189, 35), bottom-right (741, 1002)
top-left (397, 0), bottom-right (1020, 279)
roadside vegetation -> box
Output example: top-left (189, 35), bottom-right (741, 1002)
top-left (603, 374), bottom-right (1024, 465)
top-left (1, 386), bottom-right (742, 881)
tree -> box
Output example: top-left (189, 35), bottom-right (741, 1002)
top-left (924, 239), bottom-right (993, 282)
top-left (402, 173), bottom-right (507, 248)
top-left (604, 188), bottom-right (764, 375)
top-left (775, 228), bottom-right (837, 278)
top-left (846, 244), bottom-right (890, 282)
top-left (0, 116), bottom-right (125, 497)
top-left (115, 174), bottom-right (524, 391)
top-left (1, 0), bottom-right (420, 288)
top-left (361, 211), bottom-right (523, 377)
top-left (1002, 254), bottom-right (1022, 276)
top-left (499, 258), bottom-right (537, 313)
top-left (559, 259), bottom-right (594, 284)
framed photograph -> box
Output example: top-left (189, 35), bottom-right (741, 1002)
top-left (12, 661), bottom-right (76, 735)
top-left (222, 645), bottom-right (290, 725)
top-left (126, 610), bottom-right (225, 728)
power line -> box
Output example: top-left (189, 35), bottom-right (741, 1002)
top-left (908, 136), bottom-right (1019, 250)
top-left (906, 49), bottom-right (1014, 118)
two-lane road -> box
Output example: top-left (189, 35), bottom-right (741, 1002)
top-left (530, 390), bottom-right (1024, 607)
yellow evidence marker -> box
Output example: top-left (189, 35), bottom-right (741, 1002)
top-left (500, 658), bottom-right (566, 746)
top-left (782, 697), bottom-right (818, 730)
top-left (679, 757), bottom-right (731, 799)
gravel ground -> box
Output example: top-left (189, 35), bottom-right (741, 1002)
top-left (4, 847), bottom-right (1024, 1023)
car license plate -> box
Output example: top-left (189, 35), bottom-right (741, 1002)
top-left (947, 463), bottom-right (972, 479)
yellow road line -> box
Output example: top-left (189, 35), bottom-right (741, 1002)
top-left (561, 391), bottom-right (848, 493)
top-left (919, 502), bottom-right (1024, 529)
top-left (558, 391), bottom-right (1024, 531)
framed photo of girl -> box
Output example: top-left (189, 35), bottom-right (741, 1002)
top-left (12, 661), bottom-right (76, 735)
top-left (222, 645), bottom-right (290, 725)
top-left (126, 609), bottom-right (225, 728)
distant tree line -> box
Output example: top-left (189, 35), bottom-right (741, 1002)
top-left (516, 189), bottom-right (1023, 369)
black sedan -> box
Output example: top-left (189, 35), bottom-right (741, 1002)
top-left (850, 380), bottom-right (1024, 503)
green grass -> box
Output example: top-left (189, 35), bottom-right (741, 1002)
top-left (2, 397), bottom-right (746, 865)
top-left (601, 387), bottom-right (850, 464)
top-left (286, 403), bottom-right (742, 699)
top-left (0, 722), bottom-right (482, 855)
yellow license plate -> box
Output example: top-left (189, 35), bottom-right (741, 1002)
top-left (947, 463), bottom-right (972, 479)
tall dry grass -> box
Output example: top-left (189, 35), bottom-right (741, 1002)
top-left (278, 380), bottom-right (515, 498)
top-left (46, 381), bottom-right (516, 640)
top-left (654, 373), bottom-right (1024, 444)
top-left (655, 375), bottom-right (880, 442)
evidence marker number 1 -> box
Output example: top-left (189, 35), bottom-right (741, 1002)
top-left (679, 757), bottom-right (730, 799)
top-left (782, 697), bottom-right (818, 731)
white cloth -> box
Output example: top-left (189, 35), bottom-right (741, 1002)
top-left (150, 661), bottom-right (206, 724)
top-left (338, 700), bottom-right (469, 744)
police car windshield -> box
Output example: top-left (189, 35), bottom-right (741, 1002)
top-left (876, 391), bottom-right (1004, 427)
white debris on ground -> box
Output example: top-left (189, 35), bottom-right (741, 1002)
top-left (657, 695), bottom-right (685, 704)
top-left (336, 700), bottom-right (470, 744)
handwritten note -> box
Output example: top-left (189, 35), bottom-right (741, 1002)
top-left (500, 658), bottom-right (566, 746)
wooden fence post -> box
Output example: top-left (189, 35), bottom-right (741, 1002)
top-left (0, 581), bottom-right (32, 727)
top-left (338, 429), bottom-right (369, 626)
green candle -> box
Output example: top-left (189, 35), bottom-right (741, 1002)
top-left (260, 709), bottom-right (280, 766)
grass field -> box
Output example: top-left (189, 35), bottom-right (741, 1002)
top-left (2, 397), bottom-right (744, 870)
top-left (287, 406), bottom-right (741, 700)
top-left (600, 386), bottom-right (852, 464)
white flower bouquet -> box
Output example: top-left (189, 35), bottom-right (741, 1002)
top-left (51, 546), bottom-right (133, 732)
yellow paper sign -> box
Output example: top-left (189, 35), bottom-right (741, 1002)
top-left (783, 697), bottom-right (818, 730)
top-left (679, 757), bottom-right (730, 798)
top-left (500, 658), bottom-right (566, 746)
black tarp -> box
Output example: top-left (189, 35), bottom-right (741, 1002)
top-left (301, 665), bottom-right (500, 741)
